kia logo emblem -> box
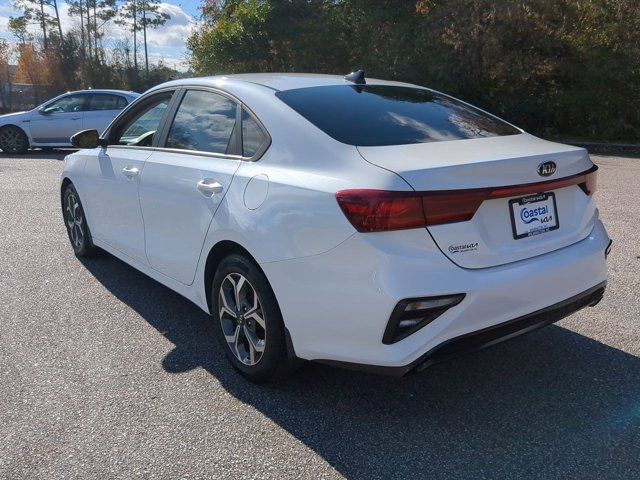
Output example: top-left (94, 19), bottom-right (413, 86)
top-left (537, 161), bottom-right (557, 177)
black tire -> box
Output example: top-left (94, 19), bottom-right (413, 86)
top-left (0, 125), bottom-right (29, 154)
top-left (211, 254), bottom-right (292, 382)
top-left (62, 184), bottom-right (97, 257)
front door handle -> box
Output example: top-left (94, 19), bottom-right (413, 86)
top-left (122, 166), bottom-right (139, 178)
top-left (197, 179), bottom-right (224, 196)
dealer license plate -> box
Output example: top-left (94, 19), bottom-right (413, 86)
top-left (509, 192), bottom-right (559, 240)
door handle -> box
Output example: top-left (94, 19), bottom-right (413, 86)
top-left (197, 179), bottom-right (224, 196)
top-left (122, 166), bottom-right (139, 178)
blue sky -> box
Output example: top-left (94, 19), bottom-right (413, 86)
top-left (0, 0), bottom-right (200, 70)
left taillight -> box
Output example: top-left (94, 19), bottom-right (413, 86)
top-left (335, 189), bottom-right (487, 232)
top-left (335, 190), bottom-right (426, 232)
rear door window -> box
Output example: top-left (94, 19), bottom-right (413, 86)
top-left (276, 85), bottom-right (520, 146)
top-left (165, 90), bottom-right (238, 155)
top-left (88, 94), bottom-right (128, 111)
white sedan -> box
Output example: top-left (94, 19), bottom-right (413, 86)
top-left (60, 73), bottom-right (610, 381)
top-left (0, 89), bottom-right (139, 154)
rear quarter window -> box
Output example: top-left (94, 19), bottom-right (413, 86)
top-left (241, 109), bottom-right (267, 158)
top-left (276, 85), bottom-right (520, 147)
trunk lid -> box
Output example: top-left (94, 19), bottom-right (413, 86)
top-left (357, 133), bottom-right (598, 269)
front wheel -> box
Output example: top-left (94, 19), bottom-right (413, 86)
top-left (62, 184), bottom-right (97, 257)
top-left (212, 254), bottom-right (292, 382)
top-left (0, 126), bottom-right (28, 154)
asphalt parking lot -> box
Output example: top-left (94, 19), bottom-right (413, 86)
top-left (0, 152), bottom-right (639, 479)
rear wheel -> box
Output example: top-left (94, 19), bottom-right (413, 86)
top-left (0, 126), bottom-right (28, 154)
top-left (62, 184), bottom-right (97, 257)
top-left (212, 254), bottom-right (291, 382)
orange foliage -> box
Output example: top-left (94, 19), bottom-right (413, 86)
top-left (14, 43), bottom-right (49, 85)
top-left (43, 49), bottom-right (65, 91)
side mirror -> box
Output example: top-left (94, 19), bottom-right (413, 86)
top-left (71, 129), bottom-right (102, 149)
top-left (37, 107), bottom-right (49, 115)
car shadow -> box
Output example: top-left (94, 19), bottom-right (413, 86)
top-left (80, 252), bottom-right (640, 479)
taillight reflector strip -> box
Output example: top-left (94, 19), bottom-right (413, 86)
top-left (486, 165), bottom-right (598, 199)
top-left (336, 165), bottom-right (598, 232)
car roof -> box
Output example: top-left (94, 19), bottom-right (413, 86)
top-left (151, 73), bottom-right (422, 94)
top-left (226, 73), bottom-right (419, 91)
top-left (66, 89), bottom-right (140, 97)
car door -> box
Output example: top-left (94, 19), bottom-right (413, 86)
top-left (84, 93), bottom-right (129, 135)
top-left (82, 90), bottom-right (175, 264)
top-left (29, 93), bottom-right (87, 144)
top-left (139, 88), bottom-right (243, 285)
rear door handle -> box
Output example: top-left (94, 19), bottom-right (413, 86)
top-left (122, 166), bottom-right (139, 178)
top-left (197, 179), bottom-right (224, 196)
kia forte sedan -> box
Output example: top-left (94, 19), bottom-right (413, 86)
top-left (0, 89), bottom-right (139, 154)
top-left (60, 72), bottom-right (610, 381)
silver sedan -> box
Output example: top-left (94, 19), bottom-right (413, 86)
top-left (0, 89), bottom-right (139, 154)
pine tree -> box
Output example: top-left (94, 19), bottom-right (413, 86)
top-left (139, 0), bottom-right (170, 75)
top-left (10, 0), bottom-right (61, 49)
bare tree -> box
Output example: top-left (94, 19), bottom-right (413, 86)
top-left (51, 0), bottom-right (63, 41)
top-left (0, 40), bottom-right (12, 111)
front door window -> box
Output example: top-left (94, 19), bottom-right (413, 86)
top-left (113, 93), bottom-right (172, 147)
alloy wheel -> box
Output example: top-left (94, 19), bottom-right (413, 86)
top-left (218, 273), bottom-right (266, 366)
top-left (65, 192), bottom-right (85, 249)
top-left (0, 128), bottom-right (26, 153)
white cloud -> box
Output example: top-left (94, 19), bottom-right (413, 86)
top-left (146, 3), bottom-right (195, 48)
top-left (0, 14), bottom-right (8, 34)
top-left (147, 50), bottom-right (188, 70)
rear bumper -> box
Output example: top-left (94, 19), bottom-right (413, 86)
top-left (262, 218), bottom-right (610, 372)
top-left (321, 281), bottom-right (605, 376)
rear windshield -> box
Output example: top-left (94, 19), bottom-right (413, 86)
top-left (276, 85), bottom-right (520, 146)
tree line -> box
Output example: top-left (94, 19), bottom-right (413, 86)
top-left (188, 0), bottom-right (640, 142)
top-left (1, 0), bottom-right (181, 109)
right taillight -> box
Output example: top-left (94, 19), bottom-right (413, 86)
top-left (580, 168), bottom-right (598, 196)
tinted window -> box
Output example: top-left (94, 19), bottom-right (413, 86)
top-left (42, 94), bottom-right (87, 114)
top-left (242, 109), bottom-right (267, 157)
top-left (88, 94), bottom-right (128, 111)
top-left (276, 85), bottom-right (520, 146)
top-left (115, 93), bottom-right (172, 146)
top-left (166, 90), bottom-right (237, 154)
